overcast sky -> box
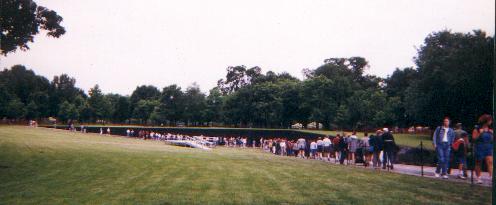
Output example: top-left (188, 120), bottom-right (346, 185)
top-left (1, 0), bottom-right (494, 95)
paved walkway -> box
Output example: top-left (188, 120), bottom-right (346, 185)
top-left (389, 163), bottom-right (492, 187)
top-left (316, 158), bottom-right (492, 187)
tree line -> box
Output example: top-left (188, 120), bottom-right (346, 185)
top-left (0, 30), bottom-right (493, 129)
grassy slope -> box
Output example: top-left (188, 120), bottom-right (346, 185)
top-left (0, 126), bottom-right (488, 205)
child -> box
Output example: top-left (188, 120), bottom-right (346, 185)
top-left (452, 136), bottom-right (467, 179)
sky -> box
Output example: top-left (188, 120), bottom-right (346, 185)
top-left (1, 0), bottom-right (494, 95)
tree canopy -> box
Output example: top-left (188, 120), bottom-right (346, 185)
top-left (0, 0), bottom-right (65, 55)
top-left (0, 30), bottom-right (492, 130)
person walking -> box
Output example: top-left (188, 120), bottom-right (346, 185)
top-left (452, 133), bottom-right (467, 179)
top-left (292, 140), bottom-right (299, 157)
top-left (332, 135), bottom-right (341, 163)
top-left (280, 139), bottom-right (287, 156)
top-left (453, 123), bottom-right (468, 178)
top-left (348, 132), bottom-right (358, 165)
top-left (310, 140), bottom-right (317, 159)
top-left (362, 133), bottom-right (371, 167)
top-left (370, 130), bottom-right (383, 168)
top-left (433, 117), bottom-right (455, 178)
top-left (316, 137), bottom-right (324, 160)
top-left (323, 136), bottom-right (332, 161)
top-left (382, 128), bottom-right (396, 170)
top-left (472, 114), bottom-right (493, 184)
top-left (339, 135), bottom-right (348, 165)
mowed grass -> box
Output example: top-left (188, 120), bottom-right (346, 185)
top-left (0, 126), bottom-right (489, 205)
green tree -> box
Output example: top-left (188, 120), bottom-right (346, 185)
top-left (335, 104), bottom-right (350, 129)
top-left (406, 30), bottom-right (493, 127)
top-left (113, 95), bottom-right (131, 123)
top-left (88, 85), bottom-right (108, 121)
top-left (384, 67), bottom-right (418, 126)
top-left (217, 65), bottom-right (249, 95)
top-left (152, 85), bottom-right (185, 125)
top-left (49, 74), bottom-right (85, 116)
top-left (135, 99), bottom-right (159, 124)
top-left (6, 98), bottom-right (26, 119)
top-left (57, 101), bottom-right (78, 123)
top-left (1, 0), bottom-right (65, 55)
top-left (182, 83), bottom-right (206, 126)
top-left (25, 101), bottom-right (39, 119)
top-left (0, 84), bottom-right (12, 118)
top-left (204, 87), bottom-right (223, 124)
top-left (73, 95), bottom-right (91, 122)
top-left (130, 85), bottom-right (160, 119)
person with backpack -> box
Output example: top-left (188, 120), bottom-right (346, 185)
top-left (432, 117), bottom-right (455, 179)
top-left (452, 123), bottom-right (468, 178)
top-left (452, 132), bottom-right (467, 179)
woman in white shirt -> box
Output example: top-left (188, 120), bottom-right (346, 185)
top-left (322, 136), bottom-right (332, 161)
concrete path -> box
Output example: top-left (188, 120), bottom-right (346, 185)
top-left (316, 158), bottom-right (493, 187)
top-left (387, 163), bottom-right (492, 187)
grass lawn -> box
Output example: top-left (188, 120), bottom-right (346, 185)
top-left (0, 126), bottom-right (489, 204)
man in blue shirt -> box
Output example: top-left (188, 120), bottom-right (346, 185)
top-left (432, 117), bottom-right (456, 179)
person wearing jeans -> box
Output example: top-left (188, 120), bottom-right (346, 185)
top-left (433, 117), bottom-right (455, 179)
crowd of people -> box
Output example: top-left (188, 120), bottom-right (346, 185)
top-left (60, 114), bottom-right (492, 184)
top-left (258, 129), bottom-right (397, 169)
top-left (248, 114), bottom-right (493, 184)
top-left (433, 114), bottom-right (493, 183)
top-left (222, 137), bottom-right (250, 148)
top-left (123, 129), bottom-right (218, 142)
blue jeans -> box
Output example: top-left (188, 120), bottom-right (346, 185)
top-left (435, 142), bottom-right (451, 175)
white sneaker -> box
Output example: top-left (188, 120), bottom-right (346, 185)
top-left (442, 175), bottom-right (448, 179)
top-left (458, 175), bottom-right (466, 179)
top-left (477, 178), bottom-right (483, 184)
top-left (434, 173), bottom-right (440, 178)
